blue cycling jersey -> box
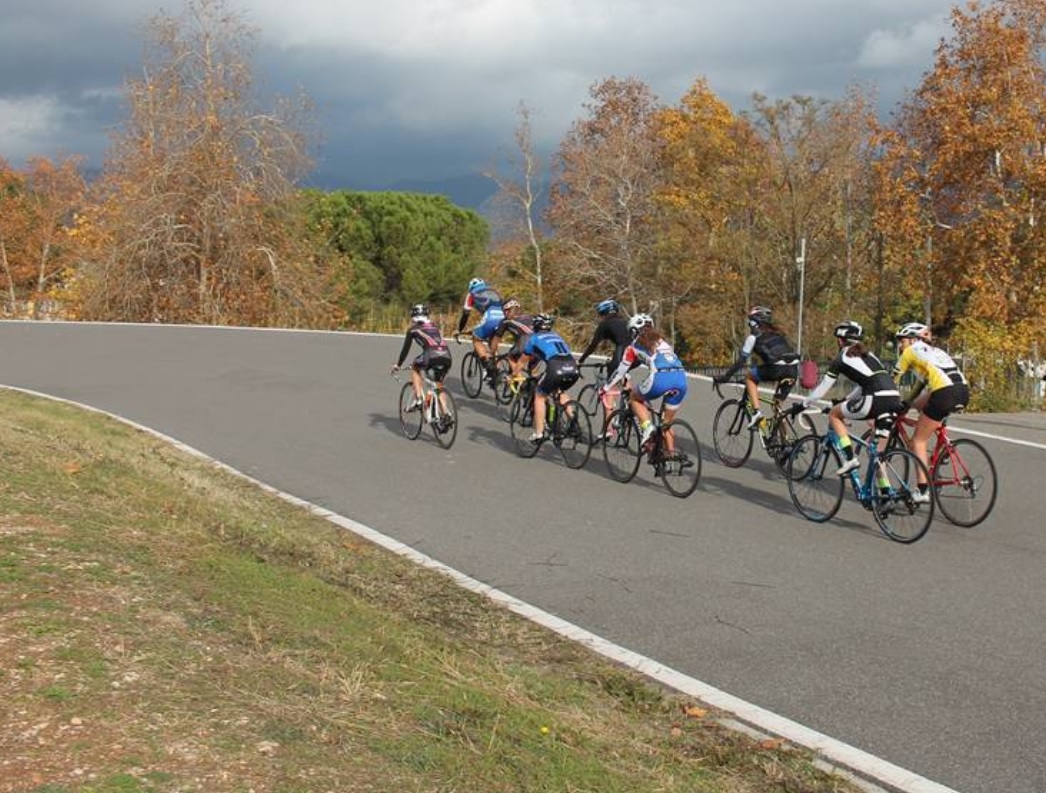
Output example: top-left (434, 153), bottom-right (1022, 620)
top-left (523, 331), bottom-right (573, 361)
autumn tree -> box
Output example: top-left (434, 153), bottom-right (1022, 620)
top-left (75, 0), bottom-right (334, 326)
top-left (547, 77), bottom-right (666, 319)
top-left (0, 156), bottom-right (86, 316)
top-left (876, 0), bottom-right (1046, 405)
top-left (484, 102), bottom-right (548, 311)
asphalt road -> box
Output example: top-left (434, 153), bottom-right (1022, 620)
top-left (2, 321), bottom-right (1044, 793)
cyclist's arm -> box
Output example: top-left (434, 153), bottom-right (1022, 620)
top-left (605, 348), bottom-right (636, 390)
top-left (394, 329), bottom-right (414, 368)
top-left (577, 323), bottom-right (607, 365)
top-left (718, 335), bottom-right (756, 380)
top-left (802, 371), bottom-right (838, 406)
top-left (456, 308), bottom-right (471, 335)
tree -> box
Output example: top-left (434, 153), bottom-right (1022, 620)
top-left (75, 0), bottom-right (332, 326)
top-left (0, 156), bottom-right (86, 316)
top-left (547, 77), bottom-right (666, 318)
top-left (878, 0), bottom-right (1046, 332)
top-left (484, 102), bottom-right (548, 311)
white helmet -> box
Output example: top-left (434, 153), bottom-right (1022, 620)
top-left (896, 322), bottom-right (931, 341)
top-left (628, 313), bottom-right (654, 338)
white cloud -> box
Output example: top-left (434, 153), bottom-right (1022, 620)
top-left (857, 16), bottom-right (950, 69)
top-left (0, 95), bottom-right (65, 160)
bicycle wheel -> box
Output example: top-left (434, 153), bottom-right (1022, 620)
top-left (493, 370), bottom-right (516, 422)
top-left (787, 434), bottom-right (844, 522)
top-left (932, 438), bottom-right (998, 527)
top-left (460, 351), bottom-right (484, 399)
top-left (509, 385), bottom-right (541, 458)
top-left (713, 398), bottom-right (753, 467)
top-left (398, 383), bottom-right (423, 440)
top-left (768, 415), bottom-right (800, 475)
top-left (555, 400), bottom-right (592, 470)
top-left (602, 409), bottom-right (642, 483)
top-left (658, 419), bottom-right (702, 498)
top-left (430, 388), bottom-right (458, 449)
top-left (872, 449), bottom-right (934, 543)
top-left (577, 383), bottom-right (605, 444)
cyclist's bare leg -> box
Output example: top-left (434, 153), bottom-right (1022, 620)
top-left (630, 390), bottom-right (651, 427)
top-left (745, 372), bottom-right (762, 413)
top-left (472, 337), bottom-right (492, 365)
top-left (410, 366), bottom-right (424, 402)
top-left (662, 405), bottom-right (679, 453)
top-left (828, 405), bottom-right (852, 448)
top-left (533, 390), bottom-right (547, 436)
top-left (911, 412), bottom-right (940, 487)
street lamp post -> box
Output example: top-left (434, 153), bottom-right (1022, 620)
top-left (796, 237), bottom-right (806, 356)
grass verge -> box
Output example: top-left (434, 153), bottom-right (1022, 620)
top-left (0, 389), bottom-right (862, 793)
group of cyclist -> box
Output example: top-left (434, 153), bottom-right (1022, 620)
top-left (392, 278), bottom-right (970, 499)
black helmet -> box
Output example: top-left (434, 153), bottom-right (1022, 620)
top-left (532, 313), bottom-right (554, 332)
top-left (834, 320), bottom-right (863, 342)
top-left (747, 305), bottom-right (772, 328)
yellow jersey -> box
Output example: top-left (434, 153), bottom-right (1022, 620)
top-left (893, 341), bottom-right (967, 393)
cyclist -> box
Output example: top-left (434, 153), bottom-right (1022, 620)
top-left (489, 297), bottom-right (534, 380)
top-left (455, 277), bottom-right (504, 384)
top-left (600, 313), bottom-right (688, 448)
top-left (521, 313), bottom-right (580, 442)
top-left (893, 321), bottom-right (970, 503)
top-left (801, 321), bottom-right (903, 476)
top-left (578, 298), bottom-right (631, 375)
top-left (712, 305), bottom-right (799, 430)
top-left (390, 303), bottom-right (453, 418)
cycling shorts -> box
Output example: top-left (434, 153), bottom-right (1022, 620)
top-left (413, 350), bottom-right (451, 382)
top-left (922, 383), bottom-right (969, 422)
top-left (537, 355), bottom-right (579, 395)
top-left (472, 308), bottom-right (506, 342)
top-left (638, 369), bottom-right (688, 408)
top-left (751, 362), bottom-right (798, 384)
top-left (841, 393), bottom-right (903, 433)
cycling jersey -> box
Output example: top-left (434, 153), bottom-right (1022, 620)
top-left (396, 321), bottom-right (452, 380)
top-left (893, 341), bottom-right (967, 393)
top-left (578, 315), bottom-right (631, 372)
top-left (607, 338), bottom-right (688, 407)
top-left (457, 286), bottom-right (505, 341)
top-left (805, 345), bottom-right (900, 405)
top-left (523, 331), bottom-right (578, 395)
top-left (720, 328), bottom-right (798, 382)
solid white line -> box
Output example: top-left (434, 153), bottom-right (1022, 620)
top-left (0, 383), bottom-right (962, 793)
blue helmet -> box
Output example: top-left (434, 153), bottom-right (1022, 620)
top-left (468, 278), bottom-right (486, 293)
top-left (595, 299), bottom-right (619, 316)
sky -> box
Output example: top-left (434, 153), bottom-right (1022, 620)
top-left (0, 0), bottom-right (959, 192)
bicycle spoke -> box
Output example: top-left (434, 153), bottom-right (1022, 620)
top-left (602, 409), bottom-right (641, 482)
top-left (932, 438), bottom-right (998, 527)
top-left (556, 400), bottom-right (592, 470)
top-left (509, 385), bottom-right (541, 458)
top-left (431, 388), bottom-right (458, 449)
top-left (713, 398), bottom-right (753, 467)
top-left (658, 420), bottom-right (702, 498)
top-left (460, 352), bottom-right (484, 399)
top-left (397, 382), bottom-right (423, 440)
top-left (872, 449), bottom-right (934, 543)
top-left (786, 434), bottom-right (844, 522)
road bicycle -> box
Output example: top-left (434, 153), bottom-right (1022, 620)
top-left (457, 335), bottom-right (513, 402)
top-left (786, 416), bottom-right (934, 543)
top-left (601, 390), bottom-right (702, 498)
top-left (576, 361), bottom-right (626, 444)
top-left (863, 411), bottom-right (998, 527)
top-left (507, 374), bottom-right (592, 469)
top-left (712, 378), bottom-right (817, 473)
top-left (394, 370), bottom-right (458, 449)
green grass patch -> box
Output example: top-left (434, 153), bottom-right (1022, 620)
top-left (0, 389), bottom-right (861, 793)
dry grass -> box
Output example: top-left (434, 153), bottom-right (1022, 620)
top-left (0, 389), bottom-right (863, 793)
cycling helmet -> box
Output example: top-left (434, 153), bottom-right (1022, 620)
top-left (628, 313), bottom-right (654, 338)
top-left (895, 322), bottom-right (931, 341)
top-left (468, 278), bottom-right (486, 293)
top-left (747, 305), bottom-right (772, 327)
top-left (532, 312), bottom-right (554, 332)
top-left (409, 303), bottom-right (429, 322)
top-left (834, 320), bottom-right (864, 342)
top-left (595, 298), bottom-right (619, 316)
top-left (503, 296), bottom-right (521, 312)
